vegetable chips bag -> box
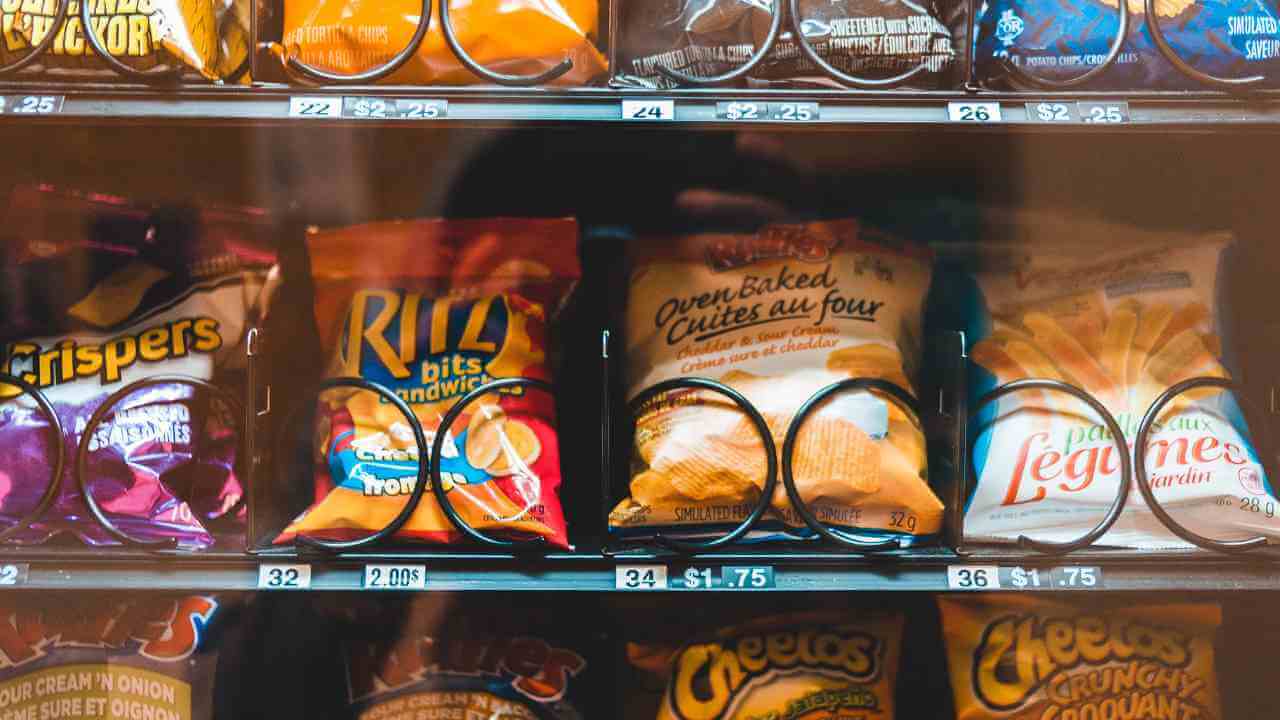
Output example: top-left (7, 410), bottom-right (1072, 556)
top-left (939, 596), bottom-right (1223, 720)
top-left (956, 228), bottom-right (1277, 548)
top-left (276, 218), bottom-right (578, 547)
top-left (278, 0), bottom-right (606, 85)
top-left (0, 593), bottom-right (224, 720)
top-left (610, 219), bottom-right (942, 544)
top-left (975, 0), bottom-right (1280, 89)
top-left (633, 611), bottom-right (902, 720)
top-left (0, 186), bottom-right (270, 548)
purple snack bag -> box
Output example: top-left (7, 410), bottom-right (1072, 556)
top-left (0, 185), bottom-right (273, 549)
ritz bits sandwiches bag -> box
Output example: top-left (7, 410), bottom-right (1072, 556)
top-left (275, 218), bottom-right (579, 547)
top-left (0, 593), bottom-right (223, 720)
top-left (610, 219), bottom-right (943, 544)
top-left (939, 596), bottom-right (1222, 720)
top-left (957, 228), bottom-right (1277, 548)
top-left (631, 611), bottom-right (903, 720)
top-left (0, 0), bottom-right (251, 81)
top-left (277, 0), bottom-right (606, 85)
top-left (0, 185), bottom-right (271, 548)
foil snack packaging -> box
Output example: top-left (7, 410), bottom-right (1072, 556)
top-left (278, 0), bottom-right (606, 85)
top-left (610, 219), bottom-right (943, 544)
top-left (955, 227), bottom-right (1277, 549)
top-left (0, 185), bottom-right (272, 548)
top-left (633, 610), bottom-right (902, 720)
top-left (612, 0), bottom-right (957, 89)
top-left (276, 218), bottom-right (579, 547)
top-left (975, 0), bottom-right (1280, 90)
top-left (0, 593), bottom-right (223, 720)
top-left (939, 595), bottom-right (1222, 720)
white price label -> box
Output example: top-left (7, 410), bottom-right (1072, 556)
top-left (0, 564), bottom-right (28, 586)
top-left (615, 565), bottom-right (667, 590)
top-left (7, 95), bottom-right (63, 114)
top-left (1053, 566), bottom-right (1103, 588)
top-left (257, 564), bottom-right (312, 589)
top-left (621, 99), bottom-right (675, 121)
top-left (363, 564), bottom-right (426, 590)
top-left (947, 565), bottom-right (1001, 590)
top-left (1078, 101), bottom-right (1129, 124)
top-left (947, 102), bottom-right (1002, 123)
top-left (289, 96), bottom-right (341, 118)
top-left (1026, 101), bottom-right (1075, 122)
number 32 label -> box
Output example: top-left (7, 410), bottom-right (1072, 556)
top-left (257, 564), bottom-right (312, 589)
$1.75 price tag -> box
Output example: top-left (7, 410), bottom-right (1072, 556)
top-left (678, 566), bottom-right (775, 589)
top-left (363, 564), bottom-right (426, 590)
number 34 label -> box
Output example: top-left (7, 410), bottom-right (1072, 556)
top-left (615, 565), bottom-right (668, 590)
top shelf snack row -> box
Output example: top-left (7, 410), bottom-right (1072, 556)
top-left (0, 0), bottom-right (1278, 91)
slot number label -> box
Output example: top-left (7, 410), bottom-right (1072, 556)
top-left (343, 97), bottom-right (447, 120)
top-left (363, 564), bottom-right (426, 590)
top-left (1002, 566), bottom-right (1105, 589)
top-left (947, 102), bottom-right (1002, 123)
top-left (615, 565), bottom-right (667, 590)
top-left (257, 564), bottom-right (312, 590)
top-left (947, 565), bottom-right (1001, 590)
top-left (679, 566), bottom-right (775, 589)
top-left (717, 102), bottom-right (820, 122)
top-left (3, 95), bottom-right (63, 114)
top-left (288, 96), bottom-right (341, 118)
top-left (621, 99), bottom-right (675, 121)
top-left (0, 564), bottom-right (27, 586)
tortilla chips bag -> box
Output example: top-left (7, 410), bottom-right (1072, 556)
top-left (633, 610), bottom-right (902, 720)
top-left (939, 595), bottom-right (1222, 720)
top-left (275, 218), bottom-right (578, 547)
top-left (957, 227), bottom-right (1278, 548)
top-left (610, 219), bottom-right (942, 544)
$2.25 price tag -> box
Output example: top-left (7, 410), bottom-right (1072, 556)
top-left (257, 564), bottom-right (312, 590)
top-left (363, 564), bottom-right (426, 590)
top-left (615, 565), bottom-right (667, 590)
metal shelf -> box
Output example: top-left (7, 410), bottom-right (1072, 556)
top-left (1, 84), bottom-right (1280, 128)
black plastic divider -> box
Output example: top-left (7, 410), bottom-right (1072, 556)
top-left (787, 0), bottom-right (942, 89)
top-left (438, 0), bottom-right (575, 86)
top-left (998, 1), bottom-right (1128, 89)
top-left (1144, 7), bottom-right (1264, 91)
top-left (0, 0), bottom-right (69, 76)
top-left (273, 0), bottom-right (433, 84)
top-left (651, 0), bottom-right (785, 87)
top-left (0, 372), bottom-right (64, 540)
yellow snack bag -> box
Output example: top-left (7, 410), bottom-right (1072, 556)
top-left (938, 595), bottom-right (1223, 720)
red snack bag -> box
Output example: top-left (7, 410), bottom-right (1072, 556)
top-left (275, 218), bottom-right (579, 547)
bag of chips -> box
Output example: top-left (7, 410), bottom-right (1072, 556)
top-left (939, 595), bottom-right (1223, 720)
top-left (0, 185), bottom-right (272, 548)
top-left (955, 226), bottom-right (1277, 548)
top-left (612, 0), bottom-right (957, 89)
top-left (277, 0), bottom-right (607, 85)
top-left (631, 610), bottom-right (902, 720)
top-left (275, 218), bottom-right (579, 547)
top-left (610, 219), bottom-right (943, 544)
top-left (975, 0), bottom-right (1280, 90)
top-left (0, 593), bottom-right (224, 720)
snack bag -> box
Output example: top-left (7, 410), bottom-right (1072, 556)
top-left (612, 0), bottom-right (956, 89)
top-left (975, 0), bottom-right (1280, 90)
top-left (633, 610), bottom-right (902, 719)
top-left (278, 0), bottom-right (606, 85)
top-left (0, 593), bottom-right (224, 720)
top-left (938, 596), bottom-right (1222, 720)
top-left (0, 185), bottom-right (271, 548)
top-left (958, 227), bottom-right (1278, 548)
top-left (339, 595), bottom-right (595, 720)
top-left (1, 0), bottom-right (247, 81)
top-left (275, 218), bottom-right (578, 547)
top-left (610, 219), bottom-right (943, 544)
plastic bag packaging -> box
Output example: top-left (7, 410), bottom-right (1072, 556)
top-left (939, 595), bottom-right (1223, 720)
top-left (277, 0), bottom-right (607, 84)
top-left (275, 218), bottom-right (579, 548)
top-left (975, 0), bottom-right (1280, 89)
top-left (0, 185), bottom-right (273, 548)
top-left (611, 0), bottom-right (958, 88)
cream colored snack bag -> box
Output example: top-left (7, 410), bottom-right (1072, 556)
top-left (610, 219), bottom-right (943, 543)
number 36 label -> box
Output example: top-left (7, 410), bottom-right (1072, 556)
top-left (947, 565), bottom-right (1001, 590)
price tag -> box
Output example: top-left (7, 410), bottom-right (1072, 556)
top-left (363, 564), bottom-right (426, 590)
top-left (1051, 566), bottom-right (1104, 588)
top-left (288, 96), bottom-right (341, 119)
top-left (0, 564), bottom-right (27, 586)
top-left (621, 99), bottom-right (675, 121)
top-left (1000, 566), bottom-right (1048, 589)
top-left (718, 101), bottom-right (765, 121)
top-left (721, 565), bottom-right (774, 589)
top-left (1078, 101), bottom-right (1129, 124)
top-left (947, 102), bottom-right (1002, 123)
top-left (343, 97), bottom-right (447, 120)
top-left (771, 102), bottom-right (819, 121)
top-left (257, 564), bottom-right (312, 590)
top-left (1025, 101), bottom-right (1077, 123)
top-left (947, 565), bottom-right (1001, 590)
top-left (615, 565), bottom-right (667, 590)
top-left (3, 95), bottom-right (63, 114)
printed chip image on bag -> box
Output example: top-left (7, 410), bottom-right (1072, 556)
top-left (0, 185), bottom-right (272, 548)
top-left (275, 218), bottom-right (578, 548)
top-left (631, 610), bottom-right (902, 720)
top-left (612, 0), bottom-right (957, 89)
top-left (0, 593), bottom-right (224, 720)
top-left (975, 0), bottom-right (1280, 89)
top-left (939, 595), bottom-right (1223, 720)
top-left (610, 219), bottom-right (943, 544)
top-left (277, 0), bottom-right (606, 85)
top-left (955, 226), bottom-right (1278, 549)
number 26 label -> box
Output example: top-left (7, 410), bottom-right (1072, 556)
top-left (948, 102), bottom-right (1002, 123)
